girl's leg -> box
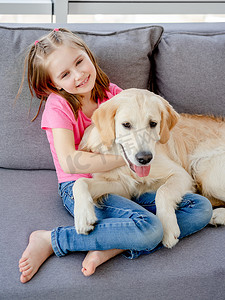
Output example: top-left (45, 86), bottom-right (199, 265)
top-left (19, 192), bottom-right (164, 282)
top-left (133, 192), bottom-right (213, 254)
top-left (51, 193), bottom-right (163, 256)
top-left (176, 193), bottom-right (213, 239)
top-left (60, 182), bottom-right (212, 241)
top-left (57, 182), bottom-right (163, 258)
top-left (19, 231), bottom-right (124, 282)
top-left (60, 182), bottom-right (125, 275)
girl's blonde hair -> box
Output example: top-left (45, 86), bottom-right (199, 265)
top-left (18, 28), bottom-right (110, 121)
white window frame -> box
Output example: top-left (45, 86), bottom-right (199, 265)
top-left (0, 0), bottom-right (53, 14)
top-left (0, 0), bottom-right (225, 23)
top-left (55, 0), bottom-right (225, 23)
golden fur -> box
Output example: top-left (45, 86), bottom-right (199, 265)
top-left (72, 89), bottom-right (225, 248)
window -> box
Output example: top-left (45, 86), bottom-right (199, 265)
top-left (0, 0), bottom-right (224, 23)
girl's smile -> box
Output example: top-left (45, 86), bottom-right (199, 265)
top-left (47, 45), bottom-right (96, 98)
top-left (76, 75), bottom-right (90, 88)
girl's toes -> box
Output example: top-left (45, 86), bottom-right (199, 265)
top-left (22, 267), bottom-right (33, 277)
top-left (19, 260), bottom-right (28, 267)
top-left (19, 257), bottom-right (28, 264)
top-left (20, 264), bottom-right (31, 273)
top-left (20, 274), bottom-right (31, 284)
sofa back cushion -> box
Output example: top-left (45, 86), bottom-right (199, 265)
top-left (0, 24), bottom-right (163, 170)
top-left (154, 26), bottom-right (225, 116)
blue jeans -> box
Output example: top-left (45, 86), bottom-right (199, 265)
top-left (51, 181), bottom-right (212, 259)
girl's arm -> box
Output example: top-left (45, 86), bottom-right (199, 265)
top-left (52, 128), bottom-right (125, 174)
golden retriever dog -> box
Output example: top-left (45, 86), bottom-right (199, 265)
top-left (72, 88), bottom-right (225, 248)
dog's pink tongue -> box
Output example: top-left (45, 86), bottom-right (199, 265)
top-left (134, 165), bottom-right (151, 177)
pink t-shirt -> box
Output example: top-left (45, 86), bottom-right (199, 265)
top-left (41, 83), bottom-right (122, 183)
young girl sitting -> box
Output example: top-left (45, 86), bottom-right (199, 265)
top-left (18, 28), bottom-right (212, 283)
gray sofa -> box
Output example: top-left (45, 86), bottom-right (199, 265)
top-left (1, 22), bottom-right (225, 299)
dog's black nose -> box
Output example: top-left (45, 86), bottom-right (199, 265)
top-left (135, 151), bottom-right (153, 165)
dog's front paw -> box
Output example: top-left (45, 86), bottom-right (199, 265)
top-left (157, 210), bottom-right (180, 248)
top-left (162, 223), bottom-right (180, 248)
top-left (74, 201), bottom-right (98, 235)
top-left (210, 208), bottom-right (225, 226)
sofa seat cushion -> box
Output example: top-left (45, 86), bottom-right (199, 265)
top-left (1, 168), bottom-right (225, 299)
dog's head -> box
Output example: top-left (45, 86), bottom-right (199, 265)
top-left (92, 88), bottom-right (179, 177)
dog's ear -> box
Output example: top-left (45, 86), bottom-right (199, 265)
top-left (92, 97), bottom-right (119, 148)
top-left (159, 97), bottom-right (179, 144)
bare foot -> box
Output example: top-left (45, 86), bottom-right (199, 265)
top-left (82, 249), bottom-right (124, 276)
top-left (19, 230), bottom-right (53, 283)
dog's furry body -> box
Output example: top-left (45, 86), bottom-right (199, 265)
top-left (72, 89), bottom-right (225, 248)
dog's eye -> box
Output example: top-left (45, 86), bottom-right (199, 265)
top-left (150, 121), bottom-right (157, 128)
top-left (122, 122), bottom-right (132, 129)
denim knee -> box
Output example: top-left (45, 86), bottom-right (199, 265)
top-left (133, 214), bottom-right (163, 251)
top-left (195, 194), bottom-right (213, 226)
top-left (178, 193), bottom-right (213, 239)
top-left (185, 193), bottom-right (212, 224)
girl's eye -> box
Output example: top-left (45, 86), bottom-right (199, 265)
top-left (62, 72), bottom-right (69, 79)
top-left (76, 59), bottom-right (83, 66)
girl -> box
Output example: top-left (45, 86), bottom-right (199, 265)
top-left (18, 28), bottom-right (212, 283)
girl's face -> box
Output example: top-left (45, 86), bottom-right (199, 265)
top-left (47, 45), bottom-right (97, 99)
